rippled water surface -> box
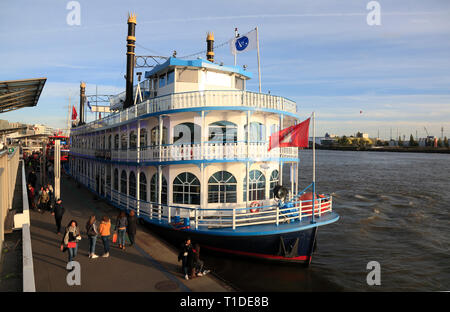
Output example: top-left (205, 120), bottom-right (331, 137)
top-left (201, 150), bottom-right (450, 291)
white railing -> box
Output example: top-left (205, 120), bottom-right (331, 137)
top-left (72, 142), bottom-right (297, 162)
top-left (72, 90), bottom-right (297, 135)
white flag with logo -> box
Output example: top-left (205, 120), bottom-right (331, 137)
top-left (230, 29), bottom-right (257, 55)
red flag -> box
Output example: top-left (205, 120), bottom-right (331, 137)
top-left (72, 106), bottom-right (77, 120)
top-left (268, 117), bottom-right (311, 151)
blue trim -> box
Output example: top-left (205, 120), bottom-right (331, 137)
top-left (145, 57), bottom-right (252, 79)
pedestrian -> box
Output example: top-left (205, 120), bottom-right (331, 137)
top-left (60, 220), bottom-right (81, 266)
top-left (46, 184), bottom-right (54, 211)
top-left (51, 198), bottom-right (65, 234)
top-left (37, 186), bottom-right (49, 213)
top-left (86, 215), bottom-right (99, 259)
top-left (178, 237), bottom-right (193, 280)
top-left (27, 184), bottom-right (36, 210)
top-left (127, 210), bottom-right (137, 247)
top-left (99, 216), bottom-right (111, 258)
top-left (115, 211), bottom-right (128, 250)
top-left (191, 243), bottom-right (210, 277)
top-left (48, 163), bottom-right (54, 181)
top-left (28, 170), bottom-right (37, 189)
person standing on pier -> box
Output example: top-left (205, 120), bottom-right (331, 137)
top-left (178, 238), bottom-right (193, 280)
top-left (115, 211), bottom-right (128, 250)
top-left (27, 184), bottom-right (36, 210)
top-left (127, 210), bottom-right (137, 247)
top-left (99, 216), bottom-right (111, 258)
top-left (86, 215), bottom-right (99, 259)
top-left (28, 170), bottom-right (37, 189)
top-left (51, 198), bottom-right (65, 234)
top-left (61, 220), bottom-right (81, 265)
top-left (37, 186), bottom-right (49, 213)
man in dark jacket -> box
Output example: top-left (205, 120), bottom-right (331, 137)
top-left (178, 238), bottom-right (193, 280)
top-left (51, 198), bottom-right (65, 234)
top-left (28, 170), bottom-right (37, 188)
top-left (127, 210), bottom-right (137, 246)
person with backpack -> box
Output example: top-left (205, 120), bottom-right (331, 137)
top-left (86, 215), bottom-right (99, 259)
top-left (99, 216), bottom-right (111, 258)
top-left (115, 211), bottom-right (128, 250)
top-left (51, 198), bottom-right (65, 234)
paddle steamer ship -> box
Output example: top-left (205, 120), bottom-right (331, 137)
top-left (69, 14), bottom-right (339, 264)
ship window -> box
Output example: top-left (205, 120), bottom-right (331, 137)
top-left (167, 70), bottom-right (175, 85)
top-left (208, 171), bottom-right (237, 203)
top-left (140, 128), bottom-right (148, 148)
top-left (269, 170), bottom-right (279, 199)
top-left (113, 169), bottom-right (119, 191)
top-left (114, 134), bottom-right (119, 150)
top-left (129, 130), bottom-right (137, 149)
top-left (150, 126), bottom-right (168, 146)
top-left (243, 170), bottom-right (266, 201)
top-left (159, 74), bottom-right (166, 88)
top-left (121, 170), bottom-right (127, 194)
top-left (106, 166), bottom-right (111, 187)
top-left (235, 77), bottom-right (244, 90)
top-left (245, 122), bottom-right (266, 143)
top-left (129, 171), bottom-right (136, 198)
top-left (150, 173), bottom-right (167, 204)
top-left (173, 122), bottom-right (201, 144)
top-left (208, 121), bottom-right (237, 143)
top-left (177, 68), bottom-right (198, 83)
top-left (173, 172), bottom-right (200, 205)
top-left (270, 124), bottom-right (279, 136)
top-left (121, 131), bottom-right (127, 150)
top-left (139, 172), bottom-right (147, 201)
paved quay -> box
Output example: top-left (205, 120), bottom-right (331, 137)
top-left (29, 172), bottom-right (232, 292)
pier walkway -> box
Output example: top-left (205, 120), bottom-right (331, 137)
top-left (29, 171), bottom-right (232, 292)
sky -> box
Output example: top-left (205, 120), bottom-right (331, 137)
top-left (1, 0), bottom-right (449, 139)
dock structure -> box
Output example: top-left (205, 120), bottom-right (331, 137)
top-left (29, 172), bottom-right (231, 292)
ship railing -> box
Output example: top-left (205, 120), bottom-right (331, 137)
top-left (72, 90), bottom-right (297, 134)
top-left (103, 142), bottom-right (297, 162)
top-left (118, 196), bottom-right (332, 230)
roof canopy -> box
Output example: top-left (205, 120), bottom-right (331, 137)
top-left (145, 57), bottom-right (252, 79)
top-left (0, 78), bottom-right (47, 113)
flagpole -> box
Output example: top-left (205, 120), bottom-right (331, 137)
top-left (312, 112), bottom-right (316, 224)
top-left (234, 28), bottom-right (238, 66)
top-left (255, 26), bottom-right (261, 93)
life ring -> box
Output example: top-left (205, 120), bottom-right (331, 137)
top-left (250, 201), bottom-right (261, 213)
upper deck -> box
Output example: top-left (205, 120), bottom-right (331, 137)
top-left (72, 57), bottom-right (298, 135)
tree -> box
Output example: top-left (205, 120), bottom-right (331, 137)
top-left (398, 136), bottom-right (403, 147)
top-left (409, 134), bottom-right (417, 147)
top-left (437, 138), bottom-right (443, 147)
top-left (444, 136), bottom-right (449, 148)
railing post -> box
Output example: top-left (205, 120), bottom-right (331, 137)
top-left (276, 205), bottom-right (279, 226)
top-left (195, 208), bottom-right (198, 230)
top-left (232, 208), bottom-right (236, 230)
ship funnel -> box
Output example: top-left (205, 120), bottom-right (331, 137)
top-left (124, 12), bottom-right (137, 110)
top-left (79, 81), bottom-right (86, 125)
top-left (206, 32), bottom-right (214, 62)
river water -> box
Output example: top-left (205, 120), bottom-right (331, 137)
top-left (201, 150), bottom-right (450, 291)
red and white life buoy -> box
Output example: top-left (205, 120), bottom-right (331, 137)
top-left (250, 201), bottom-right (261, 213)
